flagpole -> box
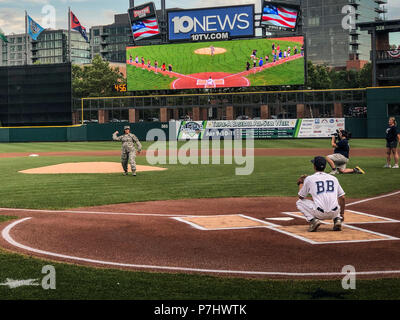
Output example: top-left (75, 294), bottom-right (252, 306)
top-left (25, 10), bottom-right (28, 65)
top-left (68, 7), bottom-right (71, 63)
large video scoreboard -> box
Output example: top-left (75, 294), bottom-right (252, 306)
top-left (0, 63), bottom-right (72, 127)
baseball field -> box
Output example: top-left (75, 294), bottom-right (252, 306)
top-left (126, 37), bottom-right (305, 91)
top-left (1, 139), bottom-right (400, 300)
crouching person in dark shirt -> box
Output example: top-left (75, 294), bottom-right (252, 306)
top-left (326, 130), bottom-right (365, 175)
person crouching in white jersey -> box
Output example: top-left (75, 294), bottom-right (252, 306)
top-left (297, 156), bottom-right (346, 232)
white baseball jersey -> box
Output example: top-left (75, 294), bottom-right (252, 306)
top-left (298, 172), bottom-right (345, 213)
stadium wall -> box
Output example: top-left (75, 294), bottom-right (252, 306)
top-left (0, 119), bottom-right (368, 142)
top-left (366, 87), bottom-right (400, 138)
top-left (0, 123), bottom-right (170, 143)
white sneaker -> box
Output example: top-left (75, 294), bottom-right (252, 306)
top-left (384, 164), bottom-right (391, 168)
top-left (329, 169), bottom-right (338, 175)
top-left (393, 165), bottom-right (399, 169)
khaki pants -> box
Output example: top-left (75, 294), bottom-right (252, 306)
top-left (327, 153), bottom-right (349, 170)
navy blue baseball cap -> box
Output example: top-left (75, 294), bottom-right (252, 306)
top-left (311, 156), bottom-right (327, 171)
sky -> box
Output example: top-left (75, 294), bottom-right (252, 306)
top-left (0, 0), bottom-right (400, 43)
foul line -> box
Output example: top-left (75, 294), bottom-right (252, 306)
top-left (347, 190), bottom-right (400, 207)
top-left (3, 217), bottom-right (400, 277)
top-left (0, 207), bottom-right (188, 218)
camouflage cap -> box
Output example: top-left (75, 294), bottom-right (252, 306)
top-left (124, 126), bottom-right (130, 130)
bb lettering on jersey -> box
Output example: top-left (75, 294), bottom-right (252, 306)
top-left (299, 172), bottom-right (345, 212)
top-left (316, 180), bottom-right (335, 194)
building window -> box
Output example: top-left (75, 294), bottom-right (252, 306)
top-left (308, 17), bottom-right (320, 27)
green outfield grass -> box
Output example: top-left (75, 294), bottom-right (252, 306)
top-left (246, 58), bottom-right (305, 86)
top-left (0, 139), bottom-right (387, 154)
top-left (0, 140), bottom-right (399, 300)
top-left (0, 154), bottom-right (397, 209)
top-left (127, 38), bottom-right (304, 90)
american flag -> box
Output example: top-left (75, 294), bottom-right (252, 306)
top-left (131, 19), bottom-right (160, 41)
top-left (262, 5), bottom-right (298, 29)
top-left (388, 50), bottom-right (400, 59)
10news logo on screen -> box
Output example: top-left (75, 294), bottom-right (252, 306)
top-left (167, 5), bottom-right (255, 42)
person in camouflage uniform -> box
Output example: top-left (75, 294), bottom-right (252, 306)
top-left (113, 126), bottom-right (142, 176)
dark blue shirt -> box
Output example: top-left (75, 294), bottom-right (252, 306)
top-left (334, 139), bottom-right (350, 159)
top-left (386, 126), bottom-right (399, 142)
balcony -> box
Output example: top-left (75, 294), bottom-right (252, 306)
top-left (377, 68), bottom-right (400, 80)
top-left (348, 0), bottom-right (359, 8)
top-left (349, 29), bottom-right (360, 36)
top-left (375, 7), bottom-right (387, 14)
top-left (375, 50), bottom-right (400, 63)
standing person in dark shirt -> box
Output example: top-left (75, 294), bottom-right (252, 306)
top-left (326, 130), bottom-right (365, 175)
top-left (384, 117), bottom-right (400, 168)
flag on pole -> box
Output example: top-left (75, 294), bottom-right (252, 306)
top-left (70, 11), bottom-right (89, 42)
top-left (27, 15), bottom-right (45, 40)
top-left (0, 27), bottom-right (8, 43)
top-left (131, 19), bottom-right (160, 41)
top-left (262, 5), bottom-right (298, 29)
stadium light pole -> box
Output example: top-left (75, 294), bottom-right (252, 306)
top-left (24, 10), bottom-right (28, 65)
top-left (161, 0), bottom-right (167, 43)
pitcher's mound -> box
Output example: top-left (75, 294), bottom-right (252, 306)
top-left (194, 47), bottom-right (227, 55)
top-left (19, 162), bottom-right (167, 174)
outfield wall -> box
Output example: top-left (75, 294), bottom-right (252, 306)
top-left (0, 119), bottom-right (367, 142)
top-left (0, 123), bottom-right (171, 143)
top-left (366, 87), bottom-right (400, 138)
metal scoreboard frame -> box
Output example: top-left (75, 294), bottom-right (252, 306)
top-left (128, 1), bottom-right (161, 43)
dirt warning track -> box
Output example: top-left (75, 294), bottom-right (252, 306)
top-left (1, 192), bottom-right (400, 279)
top-left (0, 148), bottom-right (387, 159)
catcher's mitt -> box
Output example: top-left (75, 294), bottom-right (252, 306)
top-left (297, 174), bottom-right (308, 186)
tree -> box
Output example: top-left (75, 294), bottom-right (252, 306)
top-left (72, 55), bottom-right (125, 98)
top-left (358, 63), bottom-right (372, 88)
top-left (306, 61), bottom-right (372, 90)
top-left (306, 61), bottom-right (332, 89)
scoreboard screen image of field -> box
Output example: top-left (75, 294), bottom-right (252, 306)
top-left (126, 36), bottom-right (305, 91)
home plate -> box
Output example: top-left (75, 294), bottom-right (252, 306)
top-left (265, 217), bottom-right (294, 222)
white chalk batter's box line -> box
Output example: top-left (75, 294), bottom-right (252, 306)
top-left (173, 212), bottom-right (400, 245)
top-left (264, 225), bottom-right (399, 245)
top-left (172, 214), bottom-right (278, 231)
top-left (278, 210), bottom-right (400, 244)
top-left (282, 210), bottom-right (400, 225)
top-left (196, 79), bottom-right (225, 86)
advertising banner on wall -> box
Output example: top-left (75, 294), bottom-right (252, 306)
top-left (167, 5), bottom-right (255, 42)
top-left (176, 119), bottom-right (345, 140)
